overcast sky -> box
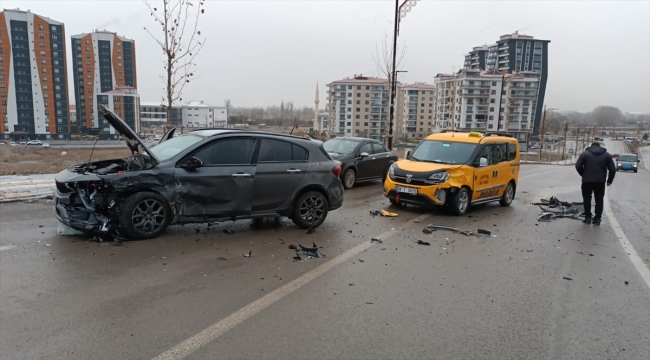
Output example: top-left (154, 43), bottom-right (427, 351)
top-left (4, 0), bottom-right (649, 113)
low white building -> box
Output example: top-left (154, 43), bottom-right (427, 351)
top-left (182, 101), bottom-right (227, 128)
top-left (139, 100), bottom-right (228, 129)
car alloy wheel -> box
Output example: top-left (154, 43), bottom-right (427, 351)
top-left (343, 169), bottom-right (356, 189)
top-left (299, 194), bottom-right (325, 226)
top-left (457, 190), bottom-right (469, 213)
top-left (131, 199), bottom-right (167, 235)
top-left (500, 183), bottom-right (514, 207)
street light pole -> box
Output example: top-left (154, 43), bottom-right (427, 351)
top-left (387, 0), bottom-right (418, 150)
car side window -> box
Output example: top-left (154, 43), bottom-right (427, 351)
top-left (507, 143), bottom-right (518, 161)
top-left (194, 138), bottom-right (256, 165)
top-left (359, 143), bottom-right (373, 155)
top-left (258, 139), bottom-right (292, 162)
top-left (371, 143), bottom-right (385, 154)
top-left (292, 144), bottom-right (309, 161)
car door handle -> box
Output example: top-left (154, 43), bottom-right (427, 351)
top-left (232, 173), bottom-right (251, 177)
top-left (286, 169), bottom-right (302, 173)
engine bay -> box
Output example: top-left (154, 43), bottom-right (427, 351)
top-left (70, 154), bottom-right (156, 175)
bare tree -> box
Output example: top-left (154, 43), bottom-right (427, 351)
top-left (592, 105), bottom-right (624, 126)
top-left (372, 34), bottom-right (407, 142)
top-left (285, 101), bottom-right (294, 127)
top-left (143, 0), bottom-right (206, 128)
top-left (224, 98), bottom-right (231, 120)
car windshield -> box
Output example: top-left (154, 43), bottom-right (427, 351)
top-left (618, 155), bottom-right (637, 162)
top-left (410, 140), bottom-right (477, 164)
top-left (324, 139), bottom-right (361, 155)
top-left (148, 135), bottom-right (203, 161)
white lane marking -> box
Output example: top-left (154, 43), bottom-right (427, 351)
top-left (604, 191), bottom-right (650, 289)
top-left (639, 147), bottom-right (649, 170)
top-left (0, 245), bottom-right (16, 252)
top-left (520, 167), bottom-right (572, 180)
top-left (152, 213), bottom-right (432, 360)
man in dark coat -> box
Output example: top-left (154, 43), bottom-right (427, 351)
top-left (575, 142), bottom-right (616, 225)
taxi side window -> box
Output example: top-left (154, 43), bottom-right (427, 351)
top-left (507, 143), bottom-right (518, 161)
top-left (477, 145), bottom-right (494, 165)
top-left (493, 144), bottom-right (507, 163)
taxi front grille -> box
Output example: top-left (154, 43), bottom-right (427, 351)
top-left (393, 176), bottom-right (428, 186)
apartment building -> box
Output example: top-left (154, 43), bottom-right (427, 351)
top-left (71, 30), bottom-right (137, 137)
top-left (463, 45), bottom-right (489, 70)
top-left (434, 69), bottom-right (540, 142)
top-left (0, 9), bottom-right (70, 141)
top-left (468, 31), bottom-right (550, 134)
top-left (139, 102), bottom-right (182, 128)
top-left (398, 82), bottom-right (436, 139)
top-left (326, 75), bottom-right (402, 141)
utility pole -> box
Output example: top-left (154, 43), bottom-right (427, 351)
top-left (450, 75), bottom-right (457, 132)
top-left (561, 121), bottom-right (568, 161)
top-left (387, 0), bottom-right (419, 150)
top-left (496, 71), bottom-right (506, 132)
top-left (539, 105), bottom-right (546, 161)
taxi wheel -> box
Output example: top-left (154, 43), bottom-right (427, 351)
top-left (449, 187), bottom-right (470, 215)
top-left (499, 182), bottom-right (515, 207)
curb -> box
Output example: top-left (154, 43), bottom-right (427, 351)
top-left (521, 162), bottom-right (575, 166)
top-left (0, 194), bottom-right (53, 204)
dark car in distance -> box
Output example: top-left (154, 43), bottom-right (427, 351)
top-left (324, 137), bottom-right (398, 189)
top-left (53, 105), bottom-right (344, 240)
top-left (616, 153), bottom-right (640, 173)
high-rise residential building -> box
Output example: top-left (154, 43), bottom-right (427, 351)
top-left (0, 9), bottom-right (70, 141)
top-left (463, 45), bottom-right (489, 70)
top-left (464, 31), bottom-right (550, 134)
top-left (326, 75), bottom-right (402, 140)
top-left (397, 82), bottom-right (436, 140)
top-left (71, 30), bottom-right (138, 138)
top-left (434, 69), bottom-right (540, 144)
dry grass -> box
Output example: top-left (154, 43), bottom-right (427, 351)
top-left (0, 146), bottom-right (131, 175)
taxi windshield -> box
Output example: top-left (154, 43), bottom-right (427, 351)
top-left (410, 140), bottom-right (477, 164)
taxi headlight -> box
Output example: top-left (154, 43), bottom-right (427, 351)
top-left (428, 171), bottom-right (450, 182)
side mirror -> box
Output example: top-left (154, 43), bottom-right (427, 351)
top-left (479, 157), bottom-right (488, 167)
top-left (638, 159), bottom-right (641, 163)
top-left (405, 150), bottom-right (411, 159)
top-left (181, 156), bottom-right (204, 170)
top-left (359, 152), bottom-right (370, 159)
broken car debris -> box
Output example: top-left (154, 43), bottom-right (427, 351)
top-left (422, 224), bottom-right (497, 238)
top-left (534, 197), bottom-right (585, 222)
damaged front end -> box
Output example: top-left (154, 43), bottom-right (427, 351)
top-left (53, 170), bottom-right (122, 240)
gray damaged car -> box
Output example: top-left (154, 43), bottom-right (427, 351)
top-left (53, 105), bottom-right (344, 241)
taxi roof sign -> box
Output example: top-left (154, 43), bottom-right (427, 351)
top-left (468, 131), bottom-right (482, 138)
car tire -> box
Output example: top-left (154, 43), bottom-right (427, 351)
top-left (499, 182), bottom-right (515, 207)
top-left (118, 192), bottom-right (171, 240)
top-left (342, 169), bottom-right (356, 189)
top-left (292, 191), bottom-right (329, 229)
top-left (634, 169), bottom-right (637, 173)
top-left (449, 187), bottom-right (470, 216)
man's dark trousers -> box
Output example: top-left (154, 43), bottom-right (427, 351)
top-left (581, 182), bottom-right (606, 220)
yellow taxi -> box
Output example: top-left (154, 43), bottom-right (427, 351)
top-left (384, 131), bottom-right (520, 215)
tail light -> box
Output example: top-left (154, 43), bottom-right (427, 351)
top-left (332, 161), bottom-right (342, 177)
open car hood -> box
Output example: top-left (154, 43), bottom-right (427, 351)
top-left (98, 104), bottom-right (160, 163)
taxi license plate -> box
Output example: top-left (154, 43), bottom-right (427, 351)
top-left (396, 186), bottom-right (417, 195)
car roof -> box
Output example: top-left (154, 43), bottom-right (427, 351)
top-left (328, 136), bottom-right (379, 143)
top-left (619, 153), bottom-right (637, 156)
top-left (186, 129), bottom-right (316, 143)
top-left (424, 131), bottom-right (518, 144)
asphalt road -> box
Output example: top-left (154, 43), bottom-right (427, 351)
top-left (1, 163), bottom-right (649, 360)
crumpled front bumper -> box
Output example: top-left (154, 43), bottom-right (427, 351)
top-left (383, 177), bottom-right (450, 207)
top-left (53, 188), bottom-right (106, 234)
